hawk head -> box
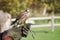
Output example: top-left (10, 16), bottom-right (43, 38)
top-left (25, 9), bottom-right (30, 13)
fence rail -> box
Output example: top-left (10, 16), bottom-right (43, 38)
top-left (28, 16), bottom-right (60, 20)
top-left (12, 16), bottom-right (60, 32)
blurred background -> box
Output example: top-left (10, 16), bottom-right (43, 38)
top-left (0, 0), bottom-right (60, 18)
top-left (0, 0), bottom-right (60, 40)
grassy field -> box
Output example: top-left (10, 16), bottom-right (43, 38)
top-left (22, 26), bottom-right (60, 40)
top-left (21, 19), bottom-right (60, 40)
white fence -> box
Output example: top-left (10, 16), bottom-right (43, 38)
top-left (12, 16), bottom-right (60, 32)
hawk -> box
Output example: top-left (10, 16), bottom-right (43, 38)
top-left (12, 9), bottom-right (30, 25)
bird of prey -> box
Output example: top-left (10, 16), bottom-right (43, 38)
top-left (12, 9), bottom-right (30, 25)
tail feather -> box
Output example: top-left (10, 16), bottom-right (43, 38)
top-left (11, 20), bottom-right (17, 25)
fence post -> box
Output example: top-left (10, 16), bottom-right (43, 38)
top-left (51, 16), bottom-right (54, 32)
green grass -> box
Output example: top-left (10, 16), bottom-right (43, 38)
top-left (21, 26), bottom-right (60, 40)
top-left (21, 19), bottom-right (60, 40)
top-left (55, 19), bottom-right (60, 23)
top-left (34, 20), bottom-right (48, 24)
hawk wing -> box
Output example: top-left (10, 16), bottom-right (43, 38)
top-left (11, 12), bottom-right (28, 25)
top-left (18, 13), bottom-right (29, 23)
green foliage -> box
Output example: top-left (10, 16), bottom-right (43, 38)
top-left (54, 0), bottom-right (60, 13)
top-left (0, 0), bottom-right (60, 17)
